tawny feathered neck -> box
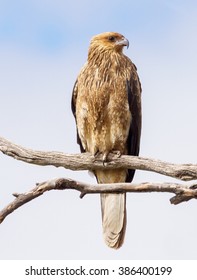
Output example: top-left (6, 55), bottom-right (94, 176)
top-left (87, 44), bottom-right (126, 68)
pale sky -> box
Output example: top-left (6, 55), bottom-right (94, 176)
top-left (0, 0), bottom-right (197, 259)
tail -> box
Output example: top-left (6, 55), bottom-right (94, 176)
top-left (96, 169), bottom-right (127, 249)
top-left (101, 193), bottom-right (126, 249)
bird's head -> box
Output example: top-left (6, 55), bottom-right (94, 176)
top-left (89, 32), bottom-right (129, 54)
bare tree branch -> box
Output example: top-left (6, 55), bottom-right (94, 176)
top-left (1, 136), bottom-right (197, 181)
top-left (0, 178), bottom-right (197, 224)
top-left (1, 136), bottom-right (197, 223)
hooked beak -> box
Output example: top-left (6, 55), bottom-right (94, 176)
top-left (116, 37), bottom-right (129, 49)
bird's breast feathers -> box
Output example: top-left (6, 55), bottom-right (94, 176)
top-left (76, 67), bottom-right (132, 155)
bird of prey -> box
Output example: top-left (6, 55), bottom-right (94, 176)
top-left (71, 32), bottom-right (142, 249)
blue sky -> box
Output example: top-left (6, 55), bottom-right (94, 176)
top-left (0, 0), bottom-right (189, 52)
top-left (0, 0), bottom-right (197, 260)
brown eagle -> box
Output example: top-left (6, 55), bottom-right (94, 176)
top-left (71, 32), bottom-right (142, 249)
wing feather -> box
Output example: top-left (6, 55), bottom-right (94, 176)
top-left (71, 80), bottom-right (85, 153)
top-left (126, 67), bottom-right (142, 182)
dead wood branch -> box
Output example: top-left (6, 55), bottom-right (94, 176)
top-left (1, 136), bottom-right (197, 224)
top-left (0, 136), bottom-right (197, 181)
top-left (0, 178), bottom-right (197, 224)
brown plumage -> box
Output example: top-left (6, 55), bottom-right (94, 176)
top-left (71, 32), bottom-right (142, 249)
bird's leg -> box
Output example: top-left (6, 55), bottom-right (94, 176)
top-left (93, 151), bottom-right (111, 166)
top-left (93, 150), bottom-right (100, 157)
top-left (102, 152), bottom-right (109, 166)
top-left (92, 150), bottom-right (102, 162)
top-left (111, 150), bottom-right (122, 158)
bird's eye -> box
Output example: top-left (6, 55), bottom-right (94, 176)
top-left (108, 36), bottom-right (115, 42)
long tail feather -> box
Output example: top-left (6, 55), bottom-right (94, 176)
top-left (96, 169), bottom-right (127, 249)
top-left (101, 193), bottom-right (126, 249)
